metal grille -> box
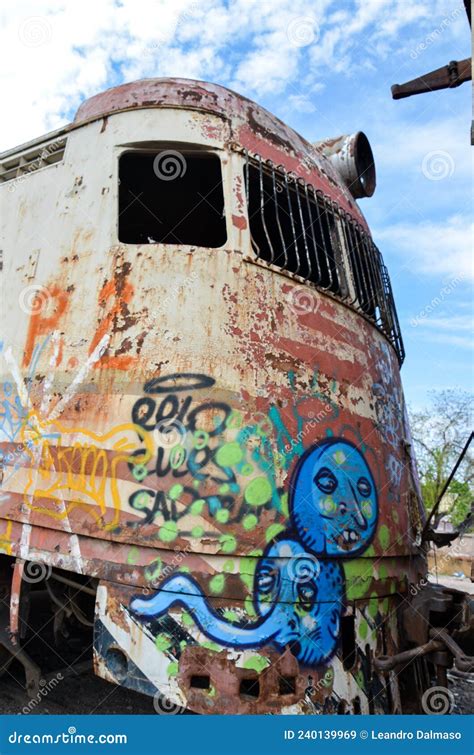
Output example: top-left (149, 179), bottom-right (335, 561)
top-left (0, 137), bottom-right (67, 184)
top-left (244, 152), bottom-right (405, 365)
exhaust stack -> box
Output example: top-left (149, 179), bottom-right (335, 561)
top-left (313, 131), bottom-right (376, 199)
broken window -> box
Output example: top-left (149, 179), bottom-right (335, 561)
top-left (118, 151), bottom-right (226, 247)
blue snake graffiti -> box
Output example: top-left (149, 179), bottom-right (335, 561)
top-left (131, 437), bottom-right (378, 667)
top-left (131, 539), bottom-right (344, 666)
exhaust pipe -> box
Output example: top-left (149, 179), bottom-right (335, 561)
top-left (313, 131), bottom-right (376, 199)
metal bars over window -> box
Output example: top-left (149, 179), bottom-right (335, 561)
top-left (244, 152), bottom-right (404, 364)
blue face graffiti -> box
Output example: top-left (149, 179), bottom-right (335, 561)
top-left (289, 439), bottom-right (378, 557)
top-left (131, 539), bottom-right (344, 667)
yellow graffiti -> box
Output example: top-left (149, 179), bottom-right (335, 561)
top-left (0, 520), bottom-right (13, 556)
top-left (21, 412), bottom-right (153, 531)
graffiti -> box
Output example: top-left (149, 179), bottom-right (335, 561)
top-left (130, 383), bottom-right (378, 666)
top-left (289, 439), bottom-right (378, 557)
top-left (0, 381), bottom-right (28, 442)
top-left (21, 417), bottom-right (153, 530)
top-left (126, 370), bottom-right (342, 545)
top-left (131, 539), bottom-right (344, 666)
top-left (127, 372), bottom-right (288, 539)
top-left (0, 519), bottom-right (13, 555)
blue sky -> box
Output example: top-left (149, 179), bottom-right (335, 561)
top-left (2, 0), bottom-right (472, 409)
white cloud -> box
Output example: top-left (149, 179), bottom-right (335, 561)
top-left (1, 0), bottom-right (462, 149)
top-left (376, 214), bottom-right (473, 281)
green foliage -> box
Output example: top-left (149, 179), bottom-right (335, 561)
top-left (409, 390), bottom-right (473, 530)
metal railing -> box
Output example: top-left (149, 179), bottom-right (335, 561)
top-left (244, 151), bottom-right (405, 364)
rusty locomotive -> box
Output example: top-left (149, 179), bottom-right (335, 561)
top-left (0, 78), bottom-right (471, 714)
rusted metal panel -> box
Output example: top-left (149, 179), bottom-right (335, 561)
top-left (0, 77), bottom-right (427, 714)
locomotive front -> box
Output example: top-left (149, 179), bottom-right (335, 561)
top-left (0, 78), bottom-right (430, 714)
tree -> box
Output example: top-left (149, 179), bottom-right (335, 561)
top-left (409, 390), bottom-right (473, 530)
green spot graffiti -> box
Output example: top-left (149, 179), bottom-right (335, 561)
top-left (242, 514), bottom-right (258, 531)
top-left (133, 492), bottom-right (150, 510)
top-left (244, 477), bottom-right (272, 506)
top-left (242, 655), bottom-right (270, 673)
top-left (343, 560), bottom-right (372, 601)
top-left (190, 499), bottom-right (205, 515)
top-left (132, 464), bottom-right (148, 482)
top-left (368, 594), bottom-right (379, 619)
top-left (244, 595), bottom-right (257, 618)
top-left (191, 526), bottom-right (205, 538)
top-left (222, 609), bottom-right (239, 622)
top-left (167, 661), bottom-right (178, 677)
top-left (215, 509), bottom-right (230, 523)
top-left (144, 558), bottom-right (162, 583)
top-left (209, 574), bottom-right (225, 594)
top-left (170, 445), bottom-right (186, 469)
top-left (127, 547), bottom-right (140, 565)
top-left (215, 442), bottom-right (244, 467)
top-left (159, 521), bottom-right (178, 543)
top-left (201, 641), bottom-right (221, 653)
top-left (378, 524), bottom-right (390, 551)
top-left (193, 430), bottom-right (209, 450)
top-left (265, 523), bottom-right (286, 542)
top-left (168, 484), bottom-right (184, 501)
top-left (219, 534), bottom-right (237, 553)
top-left (155, 634), bottom-right (172, 652)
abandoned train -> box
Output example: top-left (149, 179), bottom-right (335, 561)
top-left (0, 78), bottom-right (471, 714)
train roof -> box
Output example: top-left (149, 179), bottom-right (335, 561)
top-left (1, 78), bottom-right (370, 219)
